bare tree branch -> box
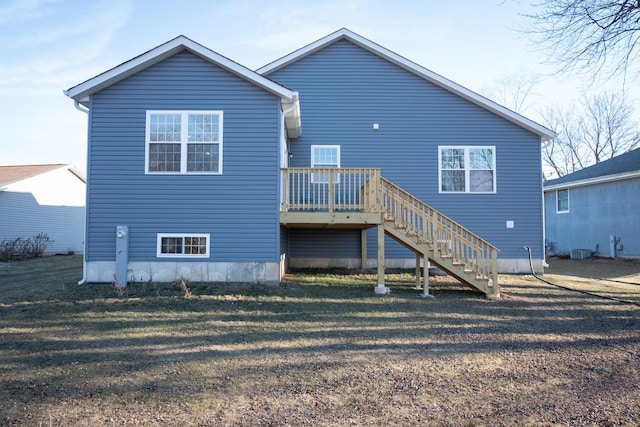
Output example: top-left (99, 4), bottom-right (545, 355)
top-left (541, 91), bottom-right (640, 177)
top-left (523, 0), bottom-right (640, 81)
top-left (482, 69), bottom-right (541, 113)
top-left (541, 106), bottom-right (587, 177)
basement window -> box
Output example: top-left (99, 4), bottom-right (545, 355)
top-left (157, 233), bottom-right (210, 258)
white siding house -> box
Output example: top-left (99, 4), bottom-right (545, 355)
top-left (0, 164), bottom-right (86, 254)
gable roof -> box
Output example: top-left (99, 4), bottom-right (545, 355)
top-left (258, 28), bottom-right (555, 142)
top-left (0, 164), bottom-right (86, 188)
top-left (64, 35), bottom-right (301, 137)
top-left (544, 148), bottom-right (640, 190)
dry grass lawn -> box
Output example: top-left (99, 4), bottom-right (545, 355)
top-left (1, 255), bottom-right (639, 426)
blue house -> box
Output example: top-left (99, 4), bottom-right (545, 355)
top-left (544, 148), bottom-right (640, 259)
top-left (65, 29), bottom-right (554, 296)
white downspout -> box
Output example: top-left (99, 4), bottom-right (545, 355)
top-left (74, 100), bottom-right (89, 114)
top-left (280, 93), bottom-right (299, 189)
top-left (281, 102), bottom-right (297, 164)
top-left (279, 95), bottom-right (299, 281)
top-left (74, 100), bottom-right (89, 284)
top-left (541, 136), bottom-right (553, 269)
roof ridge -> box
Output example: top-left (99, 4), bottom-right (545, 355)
top-left (257, 28), bottom-right (554, 141)
top-left (65, 36), bottom-right (296, 104)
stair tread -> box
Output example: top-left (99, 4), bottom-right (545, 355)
top-left (378, 179), bottom-right (498, 297)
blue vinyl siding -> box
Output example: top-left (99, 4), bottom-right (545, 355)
top-left (545, 179), bottom-right (640, 257)
top-left (268, 39), bottom-right (544, 260)
top-left (86, 51), bottom-right (282, 262)
top-left (289, 229), bottom-right (361, 258)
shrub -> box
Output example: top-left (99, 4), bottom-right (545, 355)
top-left (30, 233), bottom-right (53, 258)
top-left (0, 233), bottom-right (54, 261)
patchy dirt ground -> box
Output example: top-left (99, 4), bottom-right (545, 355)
top-left (539, 256), bottom-right (640, 305)
top-left (0, 256), bottom-right (639, 426)
top-left (545, 256), bottom-right (640, 280)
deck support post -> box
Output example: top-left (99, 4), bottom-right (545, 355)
top-left (413, 253), bottom-right (422, 289)
top-left (489, 249), bottom-right (500, 298)
top-left (374, 223), bottom-right (390, 294)
top-left (361, 230), bottom-right (367, 269)
top-left (421, 251), bottom-right (433, 298)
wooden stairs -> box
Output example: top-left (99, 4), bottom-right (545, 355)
top-left (378, 177), bottom-right (499, 297)
top-left (281, 168), bottom-right (500, 297)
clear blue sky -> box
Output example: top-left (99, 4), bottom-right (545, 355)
top-left (1, 0), bottom-right (636, 171)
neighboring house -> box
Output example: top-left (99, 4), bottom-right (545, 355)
top-left (544, 148), bottom-right (640, 259)
top-left (0, 164), bottom-right (86, 254)
top-left (64, 29), bottom-right (553, 295)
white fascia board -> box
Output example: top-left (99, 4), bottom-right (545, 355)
top-left (65, 36), bottom-right (296, 105)
top-left (258, 28), bottom-right (353, 74)
top-left (544, 170), bottom-right (640, 191)
top-left (258, 28), bottom-right (555, 142)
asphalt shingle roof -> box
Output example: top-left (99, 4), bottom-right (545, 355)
top-left (544, 148), bottom-right (640, 187)
top-left (0, 164), bottom-right (68, 187)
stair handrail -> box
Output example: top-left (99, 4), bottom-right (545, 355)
top-left (379, 177), bottom-right (499, 283)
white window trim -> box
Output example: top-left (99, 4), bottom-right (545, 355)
top-left (556, 189), bottom-right (570, 214)
top-left (311, 145), bottom-right (341, 184)
top-left (145, 110), bottom-right (223, 175)
top-left (438, 146), bottom-right (496, 194)
top-left (156, 233), bottom-right (210, 258)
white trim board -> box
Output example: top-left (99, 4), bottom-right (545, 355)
top-left (65, 35), bottom-right (297, 104)
top-left (65, 35), bottom-right (301, 138)
top-left (258, 28), bottom-right (555, 142)
top-left (544, 170), bottom-right (640, 191)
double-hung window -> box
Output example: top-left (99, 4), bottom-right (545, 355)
top-left (439, 146), bottom-right (496, 193)
top-left (157, 233), bottom-right (210, 258)
top-left (556, 189), bottom-right (569, 213)
top-left (146, 111), bottom-right (223, 174)
top-left (311, 145), bottom-right (340, 183)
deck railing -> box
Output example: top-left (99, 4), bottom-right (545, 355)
top-left (379, 177), bottom-right (499, 284)
top-left (281, 168), bottom-right (381, 212)
top-left (281, 168), bottom-right (499, 287)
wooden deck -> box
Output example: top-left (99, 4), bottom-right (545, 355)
top-left (280, 168), bottom-right (500, 297)
top-left (281, 168), bottom-right (382, 228)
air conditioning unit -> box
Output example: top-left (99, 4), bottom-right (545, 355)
top-left (570, 249), bottom-right (592, 260)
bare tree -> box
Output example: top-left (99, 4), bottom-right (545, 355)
top-left (579, 91), bottom-right (640, 162)
top-left (541, 106), bottom-right (588, 177)
top-left (482, 68), bottom-right (541, 113)
top-left (524, 1), bottom-right (640, 81)
top-left (542, 91), bottom-right (640, 177)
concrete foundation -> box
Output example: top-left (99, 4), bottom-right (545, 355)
top-left (84, 257), bottom-right (545, 285)
top-left (84, 261), bottom-right (281, 284)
